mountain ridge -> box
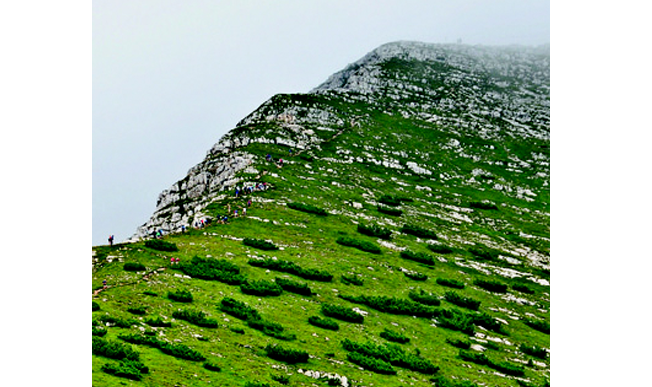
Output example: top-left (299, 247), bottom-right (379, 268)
top-left (132, 41), bottom-right (549, 242)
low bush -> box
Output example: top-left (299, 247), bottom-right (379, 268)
top-left (101, 359), bottom-right (149, 381)
top-left (203, 362), bottom-right (221, 372)
top-left (219, 297), bottom-right (261, 321)
top-left (219, 297), bottom-right (294, 340)
top-left (144, 316), bottom-right (172, 328)
top-left (247, 318), bottom-right (295, 341)
top-left (336, 236), bottom-right (381, 254)
top-left (342, 339), bottom-right (438, 375)
top-left (400, 250), bottom-right (435, 265)
top-left (321, 303), bottom-right (364, 323)
top-left (98, 315), bottom-right (138, 328)
top-left (468, 312), bottom-right (506, 334)
top-left (436, 278), bottom-right (465, 289)
top-left (427, 244), bottom-right (454, 254)
top-left (120, 332), bottom-right (205, 362)
top-left (404, 271), bottom-right (428, 281)
top-left (245, 382), bottom-right (271, 387)
top-left (143, 291), bottom-right (158, 297)
top-left (523, 318), bottom-right (550, 334)
top-left (275, 277), bottom-right (312, 296)
top-left (243, 238), bottom-right (279, 251)
top-left (240, 279), bottom-right (283, 297)
top-left (469, 201), bottom-right (498, 210)
top-left (347, 351), bottom-right (396, 375)
top-left (474, 279), bottom-right (508, 293)
top-left (520, 343), bottom-right (548, 359)
top-left (436, 309), bottom-right (476, 335)
top-left (179, 256), bottom-right (246, 285)
top-left (377, 205), bottom-right (402, 216)
top-left (271, 375), bottom-right (290, 385)
top-left (341, 274), bottom-right (364, 286)
top-left (408, 289), bottom-right (441, 306)
top-left (401, 224), bottom-right (438, 239)
top-left (92, 326), bottom-right (107, 337)
top-left (512, 284), bottom-right (535, 294)
top-left (308, 316), bottom-right (339, 331)
top-left (229, 326), bottom-right (245, 334)
top-left (445, 338), bottom-right (471, 349)
top-left (172, 309), bottom-right (219, 328)
top-left (249, 258), bottom-right (333, 282)
top-left (287, 202), bottom-right (327, 216)
top-left (265, 344), bottom-right (309, 364)
top-left (144, 239), bottom-right (178, 252)
top-left (127, 306), bottom-right (148, 315)
top-left (92, 336), bottom-right (140, 361)
top-left (123, 262), bottom-right (146, 272)
top-left (357, 224), bottom-right (392, 240)
top-left (167, 289), bottom-right (193, 303)
top-left (461, 346), bottom-right (526, 376)
top-left (378, 194), bottom-right (402, 207)
top-left (430, 375), bottom-right (480, 387)
top-left (92, 301), bottom-right (100, 312)
top-left (380, 328), bottom-right (410, 344)
top-left (468, 247), bottom-right (499, 261)
top-left (444, 291), bottom-right (481, 311)
top-left (340, 294), bottom-right (436, 318)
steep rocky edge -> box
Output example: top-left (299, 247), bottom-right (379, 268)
top-left (132, 41), bottom-right (549, 243)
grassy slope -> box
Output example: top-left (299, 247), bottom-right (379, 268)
top-left (93, 56), bottom-right (549, 387)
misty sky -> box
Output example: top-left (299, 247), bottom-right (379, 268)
top-left (93, 0), bottom-right (550, 246)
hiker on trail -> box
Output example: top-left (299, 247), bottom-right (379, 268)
top-left (266, 153), bottom-right (271, 162)
top-left (108, 235), bottom-right (114, 246)
top-left (182, 225), bottom-right (186, 233)
top-left (289, 149), bottom-right (293, 156)
top-left (200, 219), bottom-right (205, 228)
top-left (175, 257), bottom-right (180, 265)
top-left (170, 257), bottom-right (175, 265)
top-left (234, 209), bottom-right (238, 217)
top-left (102, 280), bottom-right (107, 289)
top-left (243, 207), bottom-right (247, 216)
top-left (278, 158), bottom-right (283, 167)
top-left (247, 199), bottom-right (252, 207)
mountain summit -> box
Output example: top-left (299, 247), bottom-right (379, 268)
top-left (132, 41), bottom-right (549, 241)
top-left (95, 41), bottom-right (550, 387)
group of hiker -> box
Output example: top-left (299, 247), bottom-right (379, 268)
top-left (235, 182), bottom-right (268, 198)
top-left (266, 149), bottom-right (292, 167)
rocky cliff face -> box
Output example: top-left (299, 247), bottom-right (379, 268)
top-left (132, 41), bottom-right (549, 241)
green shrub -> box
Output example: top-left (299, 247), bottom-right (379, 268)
top-left (459, 349), bottom-right (489, 365)
top-left (219, 297), bottom-right (261, 321)
top-left (437, 278), bottom-right (465, 289)
top-left (92, 326), bottom-right (107, 337)
top-left (143, 291), bottom-right (159, 297)
top-left (321, 303), bottom-right (364, 323)
top-left (275, 277), bottom-right (312, 296)
top-left (92, 301), bottom-right (100, 312)
top-left (380, 328), bottom-right (410, 344)
top-left (287, 202), bottom-right (327, 216)
top-left (404, 271), bottom-right (428, 281)
top-left (229, 326), bottom-right (245, 334)
top-left (341, 274), bottom-right (364, 286)
top-left (265, 344), bottom-right (309, 364)
top-left (444, 291), bottom-right (481, 311)
top-left (219, 297), bottom-right (294, 340)
top-left (271, 375), bottom-right (290, 385)
top-left (357, 223), bottom-right (392, 240)
top-left (400, 250), bottom-right (435, 265)
top-left (469, 201), bottom-right (498, 210)
top-left (167, 289), bottom-right (193, 303)
top-left (427, 244), bottom-right (454, 254)
top-left (179, 256), bottom-right (246, 285)
top-left (308, 316), bottom-right (340, 331)
top-left (249, 258), bottom-right (333, 282)
top-left (408, 289), bottom-right (441, 306)
top-left (127, 306), bottom-right (148, 315)
top-left (523, 318), bottom-right (550, 334)
top-left (340, 294), bottom-right (436, 318)
top-left (144, 316), bottom-right (172, 328)
top-left (520, 343), bottom-right (548, 359)
top-left (203, 361), bottom-right (221, 372)
top-left (468, 312), bottom-right (506, 334)
top-left (445, 338), bottom-right (471, 349)
top-left (123, 262), bottom-right (146, 272)
top-left (243, 238), bottom-right (279, 251)
top-left (336, 236), bottom-right (381, 254)
top-left (342, 339), bottom-right (438, 375)
top-left (490, 360), bottom-right (525, 376)
top-left (92, 337), bottom-right (140, 361)
top-left (144, 239), bottom-right (178, 252)
top-left (98, 315), bottom-right (138, 328)
top-left (118, 333), bottom-right (161, 348)
top-left (377, 205), bottom-right (403, 216)
top-left (172, 309), bottom-right (219, 328)
top-left (430, 375), bottom-right (480, 387)
top-left (378, 194), bottom-right (402, 207)
top-left (468, 247), bottom-right (499, 261)
top-left (435, 309), bottom-right (476, 335)
top-left (241, 279), bottom-right (283, 297)
top-left (401, 224), bottom-right (438, 239)
top-left (512, 283), bottom-right (535, 294)
top-left (474, 279), bottom-right (508, 293)
top-left (101, 359), bottom-right (149, 381)
top-left (245, 382), bottom-right (272, 387)
top-left (158, 341), bottom-right (206, 361)
top-left (347, 351), bottom-right (396, 375)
